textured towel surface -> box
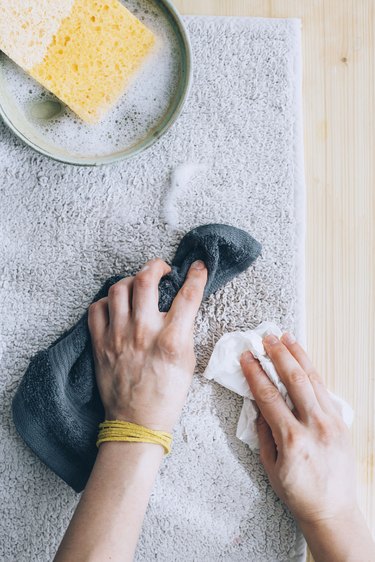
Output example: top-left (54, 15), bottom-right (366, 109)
top-left (0, 16), bottom-right (306, 562)
top-left (12, 224), bottom-right (262, 493)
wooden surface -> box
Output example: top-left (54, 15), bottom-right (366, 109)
top-left (175, 0), bottom-right (375, 558)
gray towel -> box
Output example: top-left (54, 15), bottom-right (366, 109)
top-left (12, 224), bottom-right (261, 493)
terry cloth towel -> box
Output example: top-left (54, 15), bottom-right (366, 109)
top-left (12, 224), bottom-right (262, 493)
top-left (1, 15), bottom-right (307, 562)
top-left (204, 321), bottom-right (355, 449)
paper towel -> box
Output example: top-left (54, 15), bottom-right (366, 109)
top-left (204, 321), bottom-right (354, 449)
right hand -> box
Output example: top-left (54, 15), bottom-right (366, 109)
top-left (240, 333), bottom-right (357, 526)
top-left (88, 258), bottom-right (207, 433)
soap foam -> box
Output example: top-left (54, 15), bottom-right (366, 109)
top-left (0, 0), bottom-right (181, 158)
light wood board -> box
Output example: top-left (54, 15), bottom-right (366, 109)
top-left (174, 0), bottom-right (375, 558)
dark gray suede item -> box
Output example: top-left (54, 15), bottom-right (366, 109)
top-left (12, 224), bottom-right (261, 493)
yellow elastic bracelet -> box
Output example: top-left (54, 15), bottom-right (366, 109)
top-left (96, 420), bottom-right (172, 455)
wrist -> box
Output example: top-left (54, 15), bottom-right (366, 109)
top-left (98, 440), bottom-right (165, 463)
top-left (92, 441), bottom-right (164, 490)
top-left (297, 503), bottom-right (363, 533)
top-left (297, 505), bottom-right (375, 562)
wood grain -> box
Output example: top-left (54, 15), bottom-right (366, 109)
top-left (174, 0), bottom-right (375, 558)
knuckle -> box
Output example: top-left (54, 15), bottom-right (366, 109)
top-left (288, 368), bottom-right (307, 386)
top-left (135, 270), bottom-right (153, 289)
top-left (274, 343), bottom-right (287, 357)
top-left (108, 283), bottom-right (124, 298)
top-left (313, 417), bottom-right (337, 442)
top-left (151, 257), bottom-right (166, 268)
top-left (306, 403), bottom-right (322, 421)
top-left (283, 426), bottom-right (303, 449)
top-left (111, 334), bottom-right (124, 354)
top-left (143, 257), bottom-right (167, 273)
top-left (306, 368), bottom-right (323, 385)
top-left (116, 276), bottom-right (133, 288)
top-left (88, 299), bottom-right (106, 320)
top-left (268, 343), bottom-right (284, 361)
top-left (157, 331), bottom-right (181, 359)
top-left (251, 365), bottom-right (265, 377)
top-left (179, 284), bottom-right (198, 303)
top-left (88, 301), bottom-right (99, 315)
top-left (259, 386), bottom-right (280, 405)
top-left (132, 326), bottom-right (150, 350)
top-left (133, 335), bottom-right (148, 351)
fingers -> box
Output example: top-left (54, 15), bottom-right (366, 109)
top-left (166, 260), bottom-right (208, 334)
top-left (132, 259), bottom-right (171, 325)
top-left (280, 333), bottom-right (338, 416)
top-left (257, 413), bottom-right (277, 470)
top-left (107, 277), bottom-right (134, 334)
top-left (240, 351), bottom-right (299, 443)
top-left (88, 297), bottom-right (109, 344)
top-left (263, 334), bottom-right (321, 422)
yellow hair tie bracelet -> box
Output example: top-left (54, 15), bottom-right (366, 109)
top-left (96, 420), bottom-right (172, 455)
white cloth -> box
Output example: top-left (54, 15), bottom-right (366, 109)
top-left (204, 321), bottom-right (354, 449)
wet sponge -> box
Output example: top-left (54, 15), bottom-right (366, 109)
top-left (0, 0), bottom-right (155, 123)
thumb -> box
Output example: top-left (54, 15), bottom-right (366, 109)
top-left (257, 413), bottom-right (277, 470)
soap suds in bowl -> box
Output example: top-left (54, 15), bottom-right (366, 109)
top-left (0, 0), bottom-right (185, 162)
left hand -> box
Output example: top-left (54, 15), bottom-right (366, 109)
top-left (88, 258), bottom-right (207, 432)
top-left (240, 334), bottom-right (356, 526)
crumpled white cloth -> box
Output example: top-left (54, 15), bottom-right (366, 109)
top-left (204, 321), bottom-right (354, 449)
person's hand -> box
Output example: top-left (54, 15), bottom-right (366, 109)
top-left (240, 333), bottom-right (357, 526)
top-left (88, 258), bottom-right (207, 432)
top-left (57, 258), bottom-right (207, 562)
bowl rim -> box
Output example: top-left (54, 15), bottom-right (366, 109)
top-left (0, 0), bottom-right (192, 167)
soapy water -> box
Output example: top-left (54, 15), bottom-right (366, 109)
top-left (0, 0), bottom-right (181, 158)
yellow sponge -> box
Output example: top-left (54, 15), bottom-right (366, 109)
top-left (0, 0), bottom-right (155, 123)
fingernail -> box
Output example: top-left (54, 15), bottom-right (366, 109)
top-left (282, 332), bottom-right (296, 344)
top-left (191, 260), bottom-right (205, 270)
top-left (263, 333), bottom-right (279, 345)
top-left (241, 350), bottom-right (255, 363)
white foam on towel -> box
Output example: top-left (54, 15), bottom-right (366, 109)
top-left (163, 163), bottom-right (207, 230)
